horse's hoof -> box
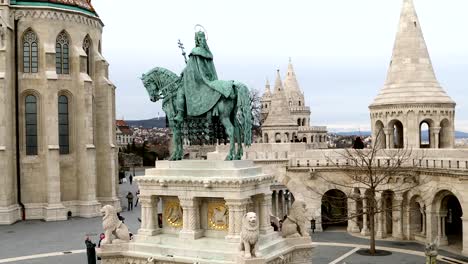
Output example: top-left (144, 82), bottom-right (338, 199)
top-left (225, 155), bottom-right (233, 161)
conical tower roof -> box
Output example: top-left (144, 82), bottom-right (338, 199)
top-left (263, 78), bottom-right (271, 98)
top-left (371, 0), bottom-right (455, 107)
top-left (263, 70), bottom-right (298, 127)
top-left (284, 58), bottom-right (301, 93)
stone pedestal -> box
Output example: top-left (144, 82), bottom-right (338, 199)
top-left (97, 160), bottom-right (313, 264)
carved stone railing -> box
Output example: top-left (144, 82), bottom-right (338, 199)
top-left (297, 126), bottom-right (327, 132)
top-left (288, 158), bottom-right (468, 171)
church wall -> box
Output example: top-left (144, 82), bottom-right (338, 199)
top-left (0, 5), bottom-right (21, 225)
top-left (0, 7), bottom-right (117, 222)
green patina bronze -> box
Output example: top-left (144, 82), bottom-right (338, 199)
top-left (142, 30), bottom-right (252, 161)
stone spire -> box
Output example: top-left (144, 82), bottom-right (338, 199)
top-left (273, 69), bottom-right (283, 93)
top-left (263, 70), bottom-right (297, 127)
top-left (264, 78), bottom-right (271, 97)
top-left (284, 58), bottom-right (301, 93)
top-left (371, 0), bottom-right (455, 107)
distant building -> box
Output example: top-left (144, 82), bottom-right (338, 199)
top-left (116, 120), bottom-right (134, 150)
top-left (260, 60), bottom-right (328, 148)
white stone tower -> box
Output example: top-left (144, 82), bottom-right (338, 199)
top-left (369, 0), bottom-right (456, 149)
top-left (262, 70), bottom-right (298, 143)
top-left (284, 58), bottom-right (311, 127)
top-left (260, 78), bottom-right (271, 124)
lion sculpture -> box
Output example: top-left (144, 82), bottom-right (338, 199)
top-left (239, 212), bottom-right (259, 258)
top-left (100, 205), bottom-right (131, 245)
top-left (281, 201), bottom-right (309, 238)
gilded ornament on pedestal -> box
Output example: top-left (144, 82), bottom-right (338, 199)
top-left (208, 202), bottom-right (229, 230)
top-left (164, 201), bottom-right (183, 228)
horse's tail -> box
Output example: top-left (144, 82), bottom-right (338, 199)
top-left (234, 82), bottom-right (252, 146)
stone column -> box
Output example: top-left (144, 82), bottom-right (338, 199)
top-left (278, 191), bottom-right (284, 219)
top-left (425, 209), bottom-right (436, 243)
top-left (347, 196), bottom-right (360, 233)
top-left (273, 191), bottom-right (278, 218)
top-left (375, 193), bottom-right (385, 238)
top-left (420, 208), bottom-right (426, 236)
top-left (44, 92), bottom-right (66, 221)
top-left (138, 196), bottom-right (160, 236)
top-left (258, 195), bottom-right (274, 235)
top-left (432, 127), bottom-right (441, 149)
top-left (392, 194), bottom-right (404, 239)
top-left (461, 217), bottom-right (468, 256)
top-left (179, 197), bottom-right (202, 240)
top-left (438, 212), bottom-right (448, 246)
top-left (361, 194), bottom-right (370, 236)
top-left (282, 191), bottom-right (287, 217)
top-left (384, 128), bottom-right (393, 149)
top-left (225, 199), bottom-right (248, 242)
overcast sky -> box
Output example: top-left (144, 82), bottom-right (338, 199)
top-left (92, 0), bottom-right (468, 132)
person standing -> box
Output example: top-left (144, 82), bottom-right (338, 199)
top-left (353, 136), bottom-right (365, 149)
top-left (85, 236), bottom-right (96, 264)
top-left (129, 174), bottom-right (133, 185)
top-left (135, 189), bottom-right (140, 207)
top-left (126, 192), bottom-right (134, 211)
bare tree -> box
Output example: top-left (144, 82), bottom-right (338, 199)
top-left (249, 88), bottom-right (262, 137)
top-left (314, 130), bottom-right (426, 255)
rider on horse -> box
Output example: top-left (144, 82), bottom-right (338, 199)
top-left (173, 30), bottom-right (233, 123)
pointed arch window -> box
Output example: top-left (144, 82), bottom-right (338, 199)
top-left (58, 95), bottom-right (69, 154)
top-left (23, 29), bottom-right (38, 73)
top-left (83, 35), bottom-right (91, 75)
top-left (56, 31), bottom-right (70, 74)
top-left (25, 95), bottom-right (38, 155)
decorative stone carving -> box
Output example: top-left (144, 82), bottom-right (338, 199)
top-left (281, 201), bottom-right (308, 238)
top-left (239, 212), bottom-right (259, 259)
top-left (164, 201), bottom-right (183, 228)
top-left (208, 202), bottom-right (229, 230)
top-left (100, 205), bottom-right (130, 245)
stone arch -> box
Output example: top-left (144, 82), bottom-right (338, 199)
top-left (263, 133), bottom-right (269, 143)
top-left (302, 137), bottom-right (307, 143)
top-left (55, 30), bottom-right (71, 74)
top-left (58, 90), bottom-right (74, 154)
top-left (22, 28), bottom-right (40, 73)
top-left (407, 194), bottom-right (424, 240)
top-left (440, 119), bottom-right (452, 149)
top-left (321, 189), bottom-right (348, 230)
top-left (284, 132), bottom-right (290, 143)
top-left (374, 120), bottom-right (386, 149)
top-left (275, 133), bottom-right (281, 143)
top-left (297, 119), bottom-right (301, 126)
top-left (389, 119), bottom-right (404, 148)
top-left (431, 190), bottom-right (463, 248)
top-left (382, 190), bottom-right (394, 236)
top-left (419, 119), bottom-right (434, 149)
top-left (302, 118), bottom-right (306, 126)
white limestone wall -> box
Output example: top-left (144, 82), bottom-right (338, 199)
top-left (0, 6), bottom-right (119, 223)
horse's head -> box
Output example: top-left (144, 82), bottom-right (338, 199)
top-left (141, 67), bottom-right (180, 103)
top-left (141, 71), bottom-right (159, 102)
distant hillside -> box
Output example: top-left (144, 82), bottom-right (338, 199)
top-left (126, 117), bottom-right (166, 128)
top-left (333, 130), bottom-right (468, 140)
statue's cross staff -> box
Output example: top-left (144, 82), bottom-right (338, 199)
top-left (178, 39), bottom-right (187, 64)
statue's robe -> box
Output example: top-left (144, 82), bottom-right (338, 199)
top-left (182, 47), bottom-right (233, 116)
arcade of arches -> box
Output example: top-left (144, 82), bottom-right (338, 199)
top-left (270, 181), bottom-right (467, 255)
top-left (371, 118), bottom-right (454, 150)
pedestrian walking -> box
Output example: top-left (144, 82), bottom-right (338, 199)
top-left (126, 192), bottom-right (134, 211)
top-left (85, 236), bottom-right (96, 264)
top-left (135, 189), bottom-right (140, 207)
top-left (129, 174), bottom-right (133, 185)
